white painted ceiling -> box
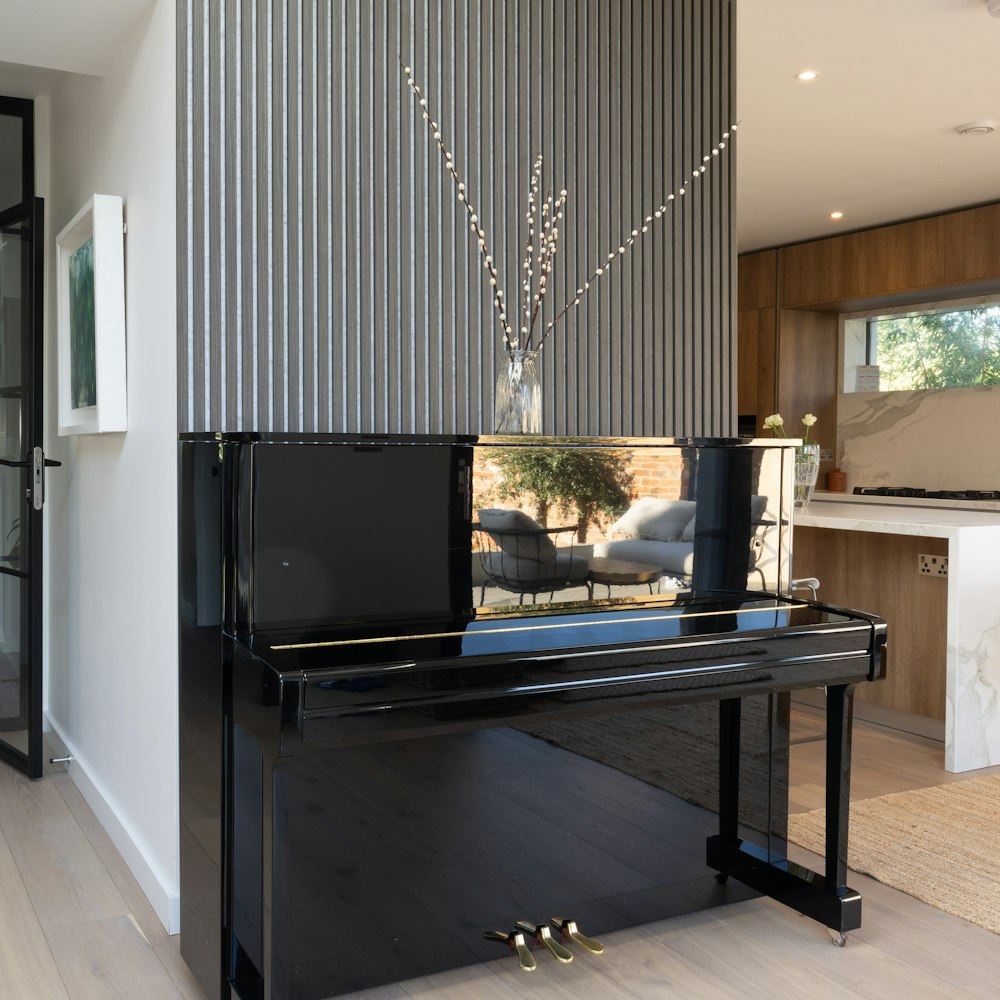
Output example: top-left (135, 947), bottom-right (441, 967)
top-left (0, 0), bottom-right (995, 256)
top-left (737, 0), bottom-right (1000, 252)
top-left (0, 0), bottom-right (153, 78)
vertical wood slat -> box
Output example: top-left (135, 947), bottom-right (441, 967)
top-left (178, 0), bottom-right (736, 436)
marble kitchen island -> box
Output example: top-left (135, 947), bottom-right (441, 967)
top-left (795, 494), bottom-right (1000, 772)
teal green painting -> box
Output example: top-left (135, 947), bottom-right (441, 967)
top-left (69, 238), bottom-right (97, 409)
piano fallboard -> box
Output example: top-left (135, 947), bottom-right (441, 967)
top-left (232, 593), bottom-right (886, 752)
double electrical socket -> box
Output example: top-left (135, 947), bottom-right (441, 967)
top-left (918, 554), bottom-right (948, 577)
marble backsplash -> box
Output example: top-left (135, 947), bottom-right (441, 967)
top-left (838, 385), bottom-right (1000, 489)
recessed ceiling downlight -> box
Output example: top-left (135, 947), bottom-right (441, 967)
top-left (956, 120), bottom-right (995, 136)
top-left (830, 211), bottom-right (844, 220)
top-left (796, 70), bottom-right (818, 81)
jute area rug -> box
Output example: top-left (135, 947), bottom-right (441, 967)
top-left (788, 774), bottom-right (1000, 935)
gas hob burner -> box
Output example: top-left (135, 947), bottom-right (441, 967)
top-left (852, 486), bottom-right (926, 498)
top-left (852, 487), bottom-right (1000, 501)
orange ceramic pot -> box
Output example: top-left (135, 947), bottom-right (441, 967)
top-left (827, 468), bottom-right (846, 492)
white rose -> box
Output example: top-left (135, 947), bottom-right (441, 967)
top-left (802, 413), bottom-right (817, 427)
top-left (763, 413), bottom-right (783, 429)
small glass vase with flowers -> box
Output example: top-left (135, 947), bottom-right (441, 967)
top-left (400, 62), bottom-right (739, 433)
top-left (763, 412), bottom-right (820, 508)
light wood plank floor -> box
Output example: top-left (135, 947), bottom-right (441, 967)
top-left (2, 710), bottom-right (999, 1000)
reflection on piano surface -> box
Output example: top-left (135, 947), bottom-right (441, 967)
top-left (179, 435), bottom-right (886, 1000)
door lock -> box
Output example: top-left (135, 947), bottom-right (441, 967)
top-left (32, 447), bottom-right (43, 510)
top-left (30, 448), bottom-right (61, 510)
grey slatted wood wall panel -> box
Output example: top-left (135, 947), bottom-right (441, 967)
top-left (178, 0), bottom-right (735, 436)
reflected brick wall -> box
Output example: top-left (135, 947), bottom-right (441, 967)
top-left (472, 447), bottom-right (689, 545)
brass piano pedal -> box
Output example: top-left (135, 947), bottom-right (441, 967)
top-left (483, 929), bottom-right (537, 971)
top-left (550, 917), bottom-right (604, 954)
top-left (514, 920), bottom-right (573, 963)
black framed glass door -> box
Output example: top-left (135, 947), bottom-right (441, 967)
top-left (0, 97), bottom-right (45, 779)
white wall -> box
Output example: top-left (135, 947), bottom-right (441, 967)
top-left (43, 0), bottom-right (178, 931)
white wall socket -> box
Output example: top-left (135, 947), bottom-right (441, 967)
top-left (919, 554), bottom-right (948, 577)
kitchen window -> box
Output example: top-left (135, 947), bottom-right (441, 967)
top-left (843, 298), bottom-right (1000, 392)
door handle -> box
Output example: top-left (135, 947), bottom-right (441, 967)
top-left (0, 452), bottom-right (62, 508)
top-left (0, 457), bottom-right (61, 470)
top-left (31, 449), bottom-right (61, 510)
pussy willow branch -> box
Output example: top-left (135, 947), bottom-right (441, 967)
top-left (403, 57), bottom-right (739, 356)
top-left (533, 122), bottom-right (740, 353)
top-left (402, 63), bottom-right (514, 351)
top-left (519, 155), bottom-right (543, 343)
top-left (526, 188), bottom-right (566, 350)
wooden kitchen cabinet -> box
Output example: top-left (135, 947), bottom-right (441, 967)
top-left (737, 201), bottom-right (1000, 456)
top-left (794, 526), bottom-right (947, 721)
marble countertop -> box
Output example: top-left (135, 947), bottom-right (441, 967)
top-left (795, 498), bottom-right (1000, 537)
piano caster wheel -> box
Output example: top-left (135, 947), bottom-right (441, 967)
top-left (831, 931), bottom-right (848, 948)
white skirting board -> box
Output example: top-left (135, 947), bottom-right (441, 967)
top-left (43, 713), bottom-right (179, 934)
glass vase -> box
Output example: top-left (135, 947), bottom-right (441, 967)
top-left (794, 443), bottom-right (821, 508)
top-left (493, 349), bottom-right (541, 434)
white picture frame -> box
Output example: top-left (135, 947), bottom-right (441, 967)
top-left (56, 194), bottom-right (127, 435)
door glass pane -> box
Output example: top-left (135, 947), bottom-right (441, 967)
top-left (0, 466), bottom-right (21, 572)
top-left (0, 114), bottom-right (23, 213)
top-left (0, 205), bottom-right (31, 772)
top-left (0, 398), bottom-right (24, 463)
top-left (0, 573), bottom-right (26, 754)
top-left (0, 218), bottom-right (25, 387)
top-left (0, 221), bottom-right (25, 571)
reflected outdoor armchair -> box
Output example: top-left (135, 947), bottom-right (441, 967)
top-left (473, 508), bottom-right (590, 604)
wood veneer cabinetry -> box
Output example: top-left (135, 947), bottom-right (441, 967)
top-left (776, 308), bottom-right (837, 475)
top-left (779, 203), bottom-right (1000, 310)
top-left (736, 250), bottom-right (778, 424)
top-left (794, 526), bottom-right (947, 721)
top-left (737, 307), bottom-right (776, 423)
top-left (738, 248), bottom-right (777, 311)
top-left (738, 201), bottom-right (1000, 455)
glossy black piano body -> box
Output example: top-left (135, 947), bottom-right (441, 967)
top-left (178, 435), bottom-right (886, 1000)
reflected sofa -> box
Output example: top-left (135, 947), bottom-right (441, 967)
top-left (593, 495), bottom-right (770, 586)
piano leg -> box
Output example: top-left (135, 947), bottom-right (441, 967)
top-left (825, 683), bottom-right (855, 891)
top-left (712, 698), bottom-right (741, 883)
top-left (706, 684), bottom-right (862, 940)
top-left (718, 697), bottom-right (741, 845)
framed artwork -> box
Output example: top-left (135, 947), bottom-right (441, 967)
top-left (56, 194), bottom-right (126, 434)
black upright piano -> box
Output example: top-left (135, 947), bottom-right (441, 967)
top-left (179, 434), bottom-right (886, 1000)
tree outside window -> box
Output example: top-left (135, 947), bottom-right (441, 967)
top-left (875, 306), bottom-right (1000, 390)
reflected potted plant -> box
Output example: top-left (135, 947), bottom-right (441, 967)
top-left (485, 448), bottom-right (633, 542)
